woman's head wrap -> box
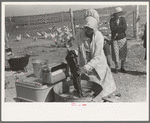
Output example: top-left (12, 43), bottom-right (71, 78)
top-left (84, 9), bottom-right (99, 31)
top-left (84, 16), bottom-right (98, 31)
top-left (85, 9), bottom-right (100, 23)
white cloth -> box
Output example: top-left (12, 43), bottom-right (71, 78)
top-left (85, 9), bottom-right (100, 23)
top-left (72, 29), bottom-right (116, 98)
top-left (71, 10), bottom-right (116, 99)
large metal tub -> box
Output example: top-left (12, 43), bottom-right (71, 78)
top-left (15, 80), bottom-right (54, 102)
top-left (53, 80), bottom-right (103, 102)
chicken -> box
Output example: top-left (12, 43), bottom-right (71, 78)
top-left (43, 32), bottom-right (48, 39)
top-left (56, 28), bottom-right (62, 35)
top-left (16, 34), bottom-right (21, 41)
top-left (25, 32), bottom-right (30, 38)
top-left (46, 33), bottom-right (52, 38)
top-left (101, 27), bottom-right (108, 30)
top-left (37, 32), bottom-right (42, 36)
top-left (5, 48), bottom-right (12, 56)
top-left (75, 25), bottom-right (80, 28)
top-left (49, 26), bottom-right (55, 31)
top-left (33, 36), bottom-right (37, 41)
top-left (44, 34), bottom-right (48, 39)
top-left (50, 33), bottom-right (56, 39)
top-left (49, 27), bottom-right (52, 30)
top-left (41, 31), bottom-right (46, 36)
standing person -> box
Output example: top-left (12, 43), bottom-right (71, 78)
top-left (103, 35), bottom-right (112, 68)
top-left (85, 9), bottom-right (112, 67)
top-left (142, 23), bottom-right (146, 60)
top-left (68, 9), bottom-right (116, 101)
top-left (110, 7), bottom-right (127, 73)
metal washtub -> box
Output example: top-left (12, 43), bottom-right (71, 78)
top-left (53, 80), bottom-right (103, 102)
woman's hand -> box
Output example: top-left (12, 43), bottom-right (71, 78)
top-left (104, 35), bottom-right (111, 45)
top-left (65, 45), bottom-right (72, 56)
top-left (65, 48), bottom-right (78, 56)
top-left (77, 66), bottom-right (87, 75)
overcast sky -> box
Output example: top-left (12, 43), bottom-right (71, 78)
top-left (4, 3), bottom-right (119, 17)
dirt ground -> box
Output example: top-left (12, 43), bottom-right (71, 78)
top-left (4, 37), bottom-right (147, 102)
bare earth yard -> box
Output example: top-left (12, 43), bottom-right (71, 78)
top-left (4, 37), bottom-right (147, 102)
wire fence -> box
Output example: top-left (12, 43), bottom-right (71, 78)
top-left (5, 5), bottom-right (146, 38)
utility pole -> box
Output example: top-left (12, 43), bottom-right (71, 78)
top-left (69, 8), bottom-right (75, 39)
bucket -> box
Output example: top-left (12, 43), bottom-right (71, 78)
top-left (32, 59), bottom-right (49, 78)
top-left (42, 63), bottom-right (68, 84)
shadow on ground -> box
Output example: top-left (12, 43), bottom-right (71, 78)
top-left (111, 68), bottom-right (146, 76)
top-left (26, 73), bottom-right (35, 78)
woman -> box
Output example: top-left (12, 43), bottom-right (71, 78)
top-left (69, 9), bottom-right (116, 101)
top-left (110, 7), bottom-right (127, 73)
top-left (103, 35), bottom-right (112, 67)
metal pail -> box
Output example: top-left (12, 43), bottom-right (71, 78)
top-left (32, 59), bottom-right (49, 78)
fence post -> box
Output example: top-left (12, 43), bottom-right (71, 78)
top-left (28, 16), bottom-right (30, 26)
top-left (133, 10), bottom-right (136, 38)
top-left (9, 17), bottom-right (11, 23)
top-left (135, 5), bottom-right (139, 41)
top-left (73, 17), bottom-right (76, 35)
top-left (61, 12), bottom-right (64, 23)
top-left (45, 14), bottom-right (47, 24)
top-left (69, 8), bottom-right (75, 38)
